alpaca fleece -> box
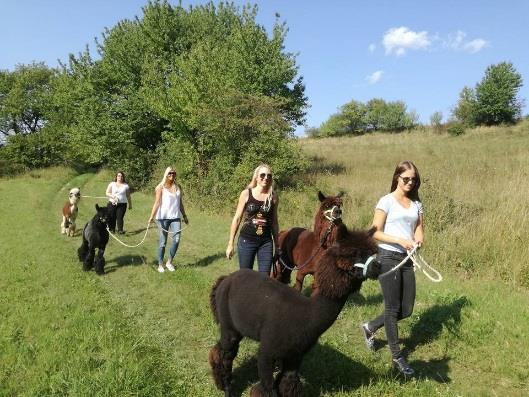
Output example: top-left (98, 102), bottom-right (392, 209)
top-left (209, 223), bottom-right (380, 396)
top-left (77, 204), bottom-right (109, 275)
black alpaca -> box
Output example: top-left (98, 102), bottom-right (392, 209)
top-left (77, 204), bottom-right (109, 275)
top-left (209, 224), bottom-right (380, 397)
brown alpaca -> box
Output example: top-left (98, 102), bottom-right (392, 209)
top-left (61, 187), bottom-right (81, 237)
top-left (271, 191), bottom-right (343, 293)
top-left (209, 223), bottom-right (380, 397)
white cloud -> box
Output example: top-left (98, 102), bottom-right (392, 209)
top-left (366, 70), bottom-right (383, 84)
top-left (463, 38), bottom-right (488, 53)
top-left (368, 43), bottom-right (376, 53)
top-left (382, 26), bottom-right (431, 56)
top-left (445, 30), bottom-right (488, 53)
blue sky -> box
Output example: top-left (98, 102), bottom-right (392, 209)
top-left (2, 0), bottom-right (528, 135)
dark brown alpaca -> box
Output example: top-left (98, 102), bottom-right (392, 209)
top-left (271, 191), bottom-right (343, 293)
top-left (209, 223), bottom-right (380, 397)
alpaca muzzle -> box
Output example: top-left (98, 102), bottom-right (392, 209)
top-left (354, 255), bottom-right (380, 279)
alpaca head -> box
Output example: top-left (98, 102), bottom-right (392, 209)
top-left (317, 191), bottom-right (343, 223)
top-left (94, 204), bottom-right (109, 227)
top-left (69, 187), bottom-right (81, 205)
top-left (315, 223), bottom-right (379, 299)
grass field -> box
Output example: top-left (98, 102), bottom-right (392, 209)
top-left (1, 122), bottom-right (529, 396)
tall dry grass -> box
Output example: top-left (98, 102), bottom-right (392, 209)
top-left (279, 120), bottom-right (529, 288)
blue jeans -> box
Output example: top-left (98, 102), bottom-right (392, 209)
top-left (156, 219), bottom-right (181, 264)
top-left (237, 237), bottom-right (273, 274)
top-left (367, 248), bottom-right (416, 359)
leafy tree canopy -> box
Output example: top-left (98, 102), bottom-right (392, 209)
top-left (2, 0), bottom-right (308, 193)
top-left (0, 63), bottom-right (55, 138)
top-left (453, 62), bottom-right (523, 126)
top-left (314, 98), bottom-right (417, 137)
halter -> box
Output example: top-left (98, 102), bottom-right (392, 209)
top-left (323, 205), bottom-right (341, 222)
top-left (354, 254), bottom-right (377, 277)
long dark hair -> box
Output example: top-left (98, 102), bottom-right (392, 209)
top-left (390, 161), bottom-right (421, 201)
top-left (114, 171), bottom-right (126, 183)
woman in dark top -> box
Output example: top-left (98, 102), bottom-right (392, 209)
top-left (226, 164), bottom-right (279, 274)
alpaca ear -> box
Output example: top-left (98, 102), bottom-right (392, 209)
top-left (337, 191), bottom-right (345, 198)
top-left (96, 204), bottom-right (100, 211)
top-left (318, 191), bottom-right (326, 202)
top-left (367, 226), bottom-right (376, 237)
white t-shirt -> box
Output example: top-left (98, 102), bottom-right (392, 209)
top-left (376, 193), bottom-right (423, 253)
top-left (156, 186), bottom-right (181, 220)
top-left (107, 182), bottom-right (130, 204)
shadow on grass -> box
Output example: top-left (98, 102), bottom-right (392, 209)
top-left (400, 295), bottom-right (469, 383)
top-left (230, 343), bottom-right (374, 396)
top-left (304, 156), bottom-right (347, 176)
top-left (187, 252), bottom-right (225, 267)
top-left (413, 357), bottom-right (452, 383)
top-left (406, 296), bottom-right (469, 352)
top-left (124, 227), bottom-right (148, 237)
top-left (105, 254), bottom-right (147, 273)
top-left (348, 291), bottom-right (384, 307)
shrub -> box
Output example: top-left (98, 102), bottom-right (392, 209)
top-left (447, 123), bottom-right (466, 136)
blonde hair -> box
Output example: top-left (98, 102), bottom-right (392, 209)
top-left (247, 164), bottom-right (274, 212)
top-left (157, 167), bottom-right (177, 192)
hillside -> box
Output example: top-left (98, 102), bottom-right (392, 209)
top-left (1, 122), bottom-right (529, 396)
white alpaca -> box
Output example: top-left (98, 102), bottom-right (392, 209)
top-left (61, 188), bottom-right (81, 236)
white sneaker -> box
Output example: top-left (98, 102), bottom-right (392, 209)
top-left (166, 261), bottom-right (175, 272)
top-left (157, 264), bottom-right (165, 273)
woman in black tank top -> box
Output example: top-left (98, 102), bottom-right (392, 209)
top-left (226, 164), bottom-right (279, 274)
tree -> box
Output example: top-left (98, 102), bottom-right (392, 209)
top-left (47, 0), bottom-right (307, 190)
top-left (453, 86), bottom-right (477, 125)
top-left (0, 63), bottom-right (55, 139)
top-left (453, 62), bottom-right (524, 126)
top-left (474, 62), bottom-right (523, 125)
top-left (430, 111), bottom-right (443, 127)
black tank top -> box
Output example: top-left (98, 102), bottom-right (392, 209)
top-left (239, 188), bottom-right (274, 241)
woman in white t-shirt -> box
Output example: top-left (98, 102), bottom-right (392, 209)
top-left (360, 161), bottom-right (424, 377)
top-left (106, 171), bottom-right (132, 234)
top-left (147, 167), bottom-right (189, 273)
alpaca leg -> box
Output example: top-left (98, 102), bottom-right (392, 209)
top-left (252, 350), bottom-right (276, 397)
top-left (68, 222), bottom-right (76, 237)
top-left (275, 356), bottom-right (303, 397)
top-left (83, 247), bottom-right (95, 271)
top-left (61, 216), bottom-right (67, 234)
top-left (78, 238), bottom-right (88, 262)
top-left (294, 272), bottom-right (305, 292)
top-left (279, 267), bottom-right (292, 285)
top-left (209, 335), bottom-right (240, 395)
top-left (94, 249), bottom-right (105, 275)
top-left (277, 371), bottom-right (302, 397)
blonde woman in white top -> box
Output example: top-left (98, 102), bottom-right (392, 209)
top-left (105, 171), bottom-right (132, 234)
top-left (148, 167), bottom-right (189, 273)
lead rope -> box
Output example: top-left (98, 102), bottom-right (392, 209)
top-left (106, 224), bottom-right (151, 248)
top-left (409, 249), bottom-right (443, 282)
top-left (378, 246), bottom-right (443, 282)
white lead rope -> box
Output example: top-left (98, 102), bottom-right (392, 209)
top-left (378, 246), bottom-right (443, 282)
top-left (106, 222), bottom-right (190, 247)
top-left (409, 249), bottom-right (443, 282)
top-left (106, 224), bottom-right (151, 248)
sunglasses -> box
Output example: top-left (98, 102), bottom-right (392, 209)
top-left (399, 176), bottom-right (417, 185)
top-left (167, 172), bottom-right (176, 176)
top-left (259, 173), bottom-right (273, 180)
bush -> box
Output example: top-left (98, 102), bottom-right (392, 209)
top-left (447, 123), bottom-right (466, 136)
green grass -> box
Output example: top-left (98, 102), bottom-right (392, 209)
top-left (2, 122), bottom-right (529, 395)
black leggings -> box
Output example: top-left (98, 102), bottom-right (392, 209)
top-left (107, 203), bottom-right (127, 232)
top-left (367, 248), bottom-right (416, 359)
